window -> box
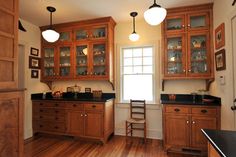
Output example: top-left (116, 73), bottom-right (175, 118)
top-left (120, 46), bottom-right (155, 103)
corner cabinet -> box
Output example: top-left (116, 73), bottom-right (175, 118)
top-left (162, 4), bottom-right (213, 80)
top-left (163, 104), bottom-right (220, 154)
top-left (40, 17), bottom-right (116, 85)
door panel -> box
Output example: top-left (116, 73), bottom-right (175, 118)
top-left (67, 111), bottom-right (84, 136)
top-left (84, 111), bottom-right (103, 138)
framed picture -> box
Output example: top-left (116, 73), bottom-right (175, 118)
top-left (29, 56), bottom-right (41, 69)
top-left (30, 47), bottom-right (39, 56)
top-left (31, 70), bottom-right (39, 78)
top-left (215, 23), bottom-right (225, 50)
top-left (215, 49), bottom-right (226, 71)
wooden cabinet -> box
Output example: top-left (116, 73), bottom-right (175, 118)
top-left (162, 4), bottom-right (213, 79)
top-left (32, 100), bottom-right (114, 143)
top-left (163, 104), bottom-right (220, 153)
top-left (208, 142), bottom-right (221, 157)
top-left (40, 17), bottom-right (116, 84)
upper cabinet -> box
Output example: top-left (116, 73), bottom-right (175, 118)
top-left (40, 17), bottom-right (116, 84)
top-left (163, 4), bottom-right (213, 80)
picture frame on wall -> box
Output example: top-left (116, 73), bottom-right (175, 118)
top-left (31, 70), bottom-right (39, 78)
top-left (215, 49), bottom-right (226, 71)
top-left (30, 47), bottom-right (39, 56)
top-left (215, 23), bottom-right (225, 50)
top-left (29, 56), bottom-right (41, 69)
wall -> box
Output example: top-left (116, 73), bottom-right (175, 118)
top-left (18, 19), bottom-right (49, 139)
top-left (210, 0), bottom-right (236, 130)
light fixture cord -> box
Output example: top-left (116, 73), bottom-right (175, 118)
top-left (133, 16), bottom-right (136, 33)
top-left (50, 11), bottom-right (52, 29)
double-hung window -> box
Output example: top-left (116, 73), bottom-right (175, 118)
top-left (120, 46), bottom-right (155, 103)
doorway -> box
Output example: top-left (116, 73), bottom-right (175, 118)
top-left (18, 44), bottom-right (25, 89)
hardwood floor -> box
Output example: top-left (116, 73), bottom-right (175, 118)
top-left (24, 135), bottom-right (199, 157)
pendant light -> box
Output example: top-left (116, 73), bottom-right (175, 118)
top-left (129, 12), bottom-right (140, 42)
top-left (42, 6), bottom-right (60, 43)
top-left (144, 0), bottom-right (167, 26)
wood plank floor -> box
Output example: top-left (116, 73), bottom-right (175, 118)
top-left (24, 135), bottom-right (198, 157)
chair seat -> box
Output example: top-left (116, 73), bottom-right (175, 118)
top-left (126, 118), bottom-right (145, 124)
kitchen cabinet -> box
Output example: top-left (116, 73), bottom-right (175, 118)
top-left (163, 104), bottom-right (220, 154)
top-left (208, 142), bottom-right (221, 157)
top-left (32, 100), bottom-right (114, 143)
top-left (162, 4), bottom-right (213, 80)
top-left (40, 17), bottom-right (115, 85)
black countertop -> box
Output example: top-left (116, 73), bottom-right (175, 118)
top-left (161, 94), bottom-right (221, 106)
top-left (202, 129), bottom-right (236, 157)
top-left (31, 92), bottom-right (115, 102)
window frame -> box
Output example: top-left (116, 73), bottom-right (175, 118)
top-left (120, 45), bottom-right (156, 104)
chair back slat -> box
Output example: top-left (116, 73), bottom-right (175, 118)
top-left (130, 99), bottom-right (146, 119)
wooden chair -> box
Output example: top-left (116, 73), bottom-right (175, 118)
top-left (125, 99), bottom-right (146, 143)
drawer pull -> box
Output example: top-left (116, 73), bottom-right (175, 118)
top-left (55, 110), bottom-right (59, 113)
top-left (54, 126), bottom-right (58, 129)
top-left (55, 117), bottom-right (58, 120)
top-left (39, 125), bottom-right (43, 128)
top-left (40, 116), bottom-right (43, 119)
top-left (40, 103), bottom-right (43, 106)
top-left (73, 104), bottom-right (76, 107)
top-left (174, 108), bottom-right (180, 112)
top-left (92, 105), bottom-right (96, 108)
top-left (40, 109), bottom-right (43, 112)
top-left (201, 109), bottom-right (208, 113)
top-left (55, 103), bottom-right (59, 107)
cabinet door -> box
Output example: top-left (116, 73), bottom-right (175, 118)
top-left (67, 111), bottom-right (84, 136)
top-left (84, 111), bottom-right (103, 138)
top-left (91, 26), bottom-right (107, 40)
top-left (58, 30), bottom-right (72, 43)
top-left (165, 15), bottom-right (185, 34)
top-left (187, 12), bottom-right (210, 31)
top-left (187, 32), bottom-right (211, 77)
top-left (164, 34), bottom-right (186, 77)
top-left (165, 115), bottom-right (190, 147)
top-left (91, 42), bottom-right (108, 79)
top-left (58, 44), bottom-right (73, 78)
top-left (191, 116), bottom-right (217, 149)
top-left (74, 28), bottom-right (89, 41)
top-left (75, 43), bottom-right (89, 79)
top-left (42, 47), bottom-right (57, 79)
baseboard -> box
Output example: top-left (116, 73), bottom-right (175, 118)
top-left (115, 127), bottom-right (162, 139)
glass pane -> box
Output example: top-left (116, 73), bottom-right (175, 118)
top-left (143, 66), bottom-right (152, 73)
top-left (124, 49), bottom-right (132, 58)
top-left (133, 57), bottom-right (142, 66)
top-left (143, 47), bottom-right (153, 56)
top-left (167, 37), bottom-right (182, 50)
top-left (60, 67), bottom-right (70, 76)
top-left (123, 75), bottom-right (153, 101)
top-left (133, 66), bottom-right (142, 73)
top-left (44, 48), bottom-right (55, 77)
top-left (123, 67), bottom-right (132, 74)
top-left (76, 67), bottom-right (88, 76)
top-left (92, 27), bottom-right (106, 38)
top-left (133, 48), bottom-right (142, 57)
top-left (143, 57), bottom-right (152, 65)
top-left (93, 44), bottom-right (106, 67)
top-left (167, 18), bottom-right (182, 30)
top-left (191, 62), bottom-right (207, 73)
top-left (191, 49), bottom-right (207, 61)
top-left (124, 58), bottom-right (132, 66)
top-left (167, 62), bottom-right (183, 74)
top-left (190, 15), bottom-right (206, 28)
top-left (168, 50), bottom-right (182, 62)
top-left (76, 45), bottom-right (88, 68)
top-left (59, 32), bottom-right (70, 41)
top-left (44, 68), bottom-right (54, 77)
top-left (59, 47), bottom-right (70, 76)
top-left (93, 66), bottom-right (106, 75)
top-left (44, 48), bottom-right (54, 58)
top-left (191, 35), bottom-right (206, 49)
top-left (76, 29), bottom-right (88, 40)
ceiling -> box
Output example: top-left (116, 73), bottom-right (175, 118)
top-left (19, 0), bottom-right (214, 27)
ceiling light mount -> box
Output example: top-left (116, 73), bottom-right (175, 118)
top-left (149, 0), bottom-right (161, 9)
top-left (42, 6), bottom-right (60, 43)
top-left (129, 11), bottom-right (140, 42)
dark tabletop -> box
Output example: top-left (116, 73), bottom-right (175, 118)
top-left (202, 129), bottom-right (236, 157)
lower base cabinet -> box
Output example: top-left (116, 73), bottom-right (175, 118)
top-left (33, 100), bottom-right (114, 143)
top-left (208, 142), bottom-right (221, 157)
top-left (163, 104), bottom-right (220, 154)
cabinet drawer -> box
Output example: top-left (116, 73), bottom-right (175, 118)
top-left (33, 121), bottom-right (66, 132)
top-left (191, 107), bottom-right (217, 115)
top-left (165, 106), bottom-right (190, 114)
top-left (65, 103), bottom-right (83, 110)
top-left (34, 108), bottom-right (65, 115)
top-left (33, 101), bottom-right (65, 108)
top-left (84, 104), bottom-right (103, 111)
top-left (33, 114), bottom-right (65, 122)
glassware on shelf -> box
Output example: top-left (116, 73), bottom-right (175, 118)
top-left (59, 32), bottom-right (70, 41)
top-left (76, 29), bottom-right (88, 40)
top-left (92, 27), bottom-right (106, 38)
top-left (167, 18), bottom-right (182, 31)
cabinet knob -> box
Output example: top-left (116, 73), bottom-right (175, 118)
top-left (55, 110), bottom-right (59, 113)
top-left (183, 69), bottom-right (186, 73)
top-left (188, 69), bottom-right (192, 72)
top-left (53, 73), bottom-right (56, 76)
top-left (201, 109), bottom-right (208, 113)
top-left (186, 120), bottom-right (189, 124)
top-left (84, 114), bottom-right (87, 117)
top-left (54, 126), bottom-right (58, 129)
top-left (40, 109), bottom-right (43, 112)
top-left (81, 114), bottom-right (83, 117)
top-left (187, 24), bottom-right (191, 27)
top-left (92, 105), bottom-right (96, 108)
top-left (192, 121), bottom-right (195, 124)
top-left (73, 104), bottom-right (77, 107)
top-left (40, 116), bottom-right (43, 119)
top-left (174, 108), bottom-right (180, 112)
top-left (55, 117), bottom-right (58, 120)
top-left (40, 103), bottom-right (43, 106)
top-left (182, 25), bottom-right (185, 28)
top-left (55, 103), bottom-right (59, 107)
top-left (39, 125), bottom-right (43, 128)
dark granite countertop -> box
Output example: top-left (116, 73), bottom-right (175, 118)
top-left (31, 92), bottom-right (115, 102)
top-left (161, 94), bottom-right (221, 106)
top-left (202, 129), bottom-right (236, 157)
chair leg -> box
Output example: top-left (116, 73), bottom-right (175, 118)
top-left (131, 123), bottom-right (133, 137)
top-left (144, 122), bottom-right (146, 143)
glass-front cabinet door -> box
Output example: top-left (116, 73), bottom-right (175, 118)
top-left (43, 47), bottom-right (56, 78)
top-left (187, 12), bottom-right (209, 31)
top-left (165, 15), bottom-right (185, 33)
top-left (92, 43), bottom-right (107, 77)
top-left (58, 31), bottom-right (71, 42)
top-left (75, 44), bottom-right (89, 77)
top-left (91, 26), bottom-right (107, 39)
top-left (165, 35), bottom-right (185, 77)
top-left (75, 28), bottom-right (89, 41)
top-left (58, 45), bottom-right (72, 78)
top-left (188, 32), bottom-right (210, 77)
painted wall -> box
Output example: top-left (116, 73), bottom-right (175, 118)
top-left (210, 0), bottom-right (236, 130)
top-left (18, 19), bottom-right (49, 139)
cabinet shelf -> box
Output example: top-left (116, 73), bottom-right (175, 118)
top-left (191, 47), bottom-right (206, 50)
top-left (77, 64), bottom-right (87, 67)
top-left (191, 59), bottom-right (207, 62)
top-left (93, 64), bottom-right (106, 66)
top-left (59, 65), bottom-right (71, 68)
top-left (93, 53), bottom-right (105, 57)
top-left (167, 60), bottom-right (182, 63)
top-left (167, 48), bottom-right (182, 51)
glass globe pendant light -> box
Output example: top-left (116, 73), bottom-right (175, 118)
top-left (42, 6), bottom-right (60, 43)
top-left (129, 12), bottom-right (140, 42)
top-left (144, 0), bottom-right (167, 26)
